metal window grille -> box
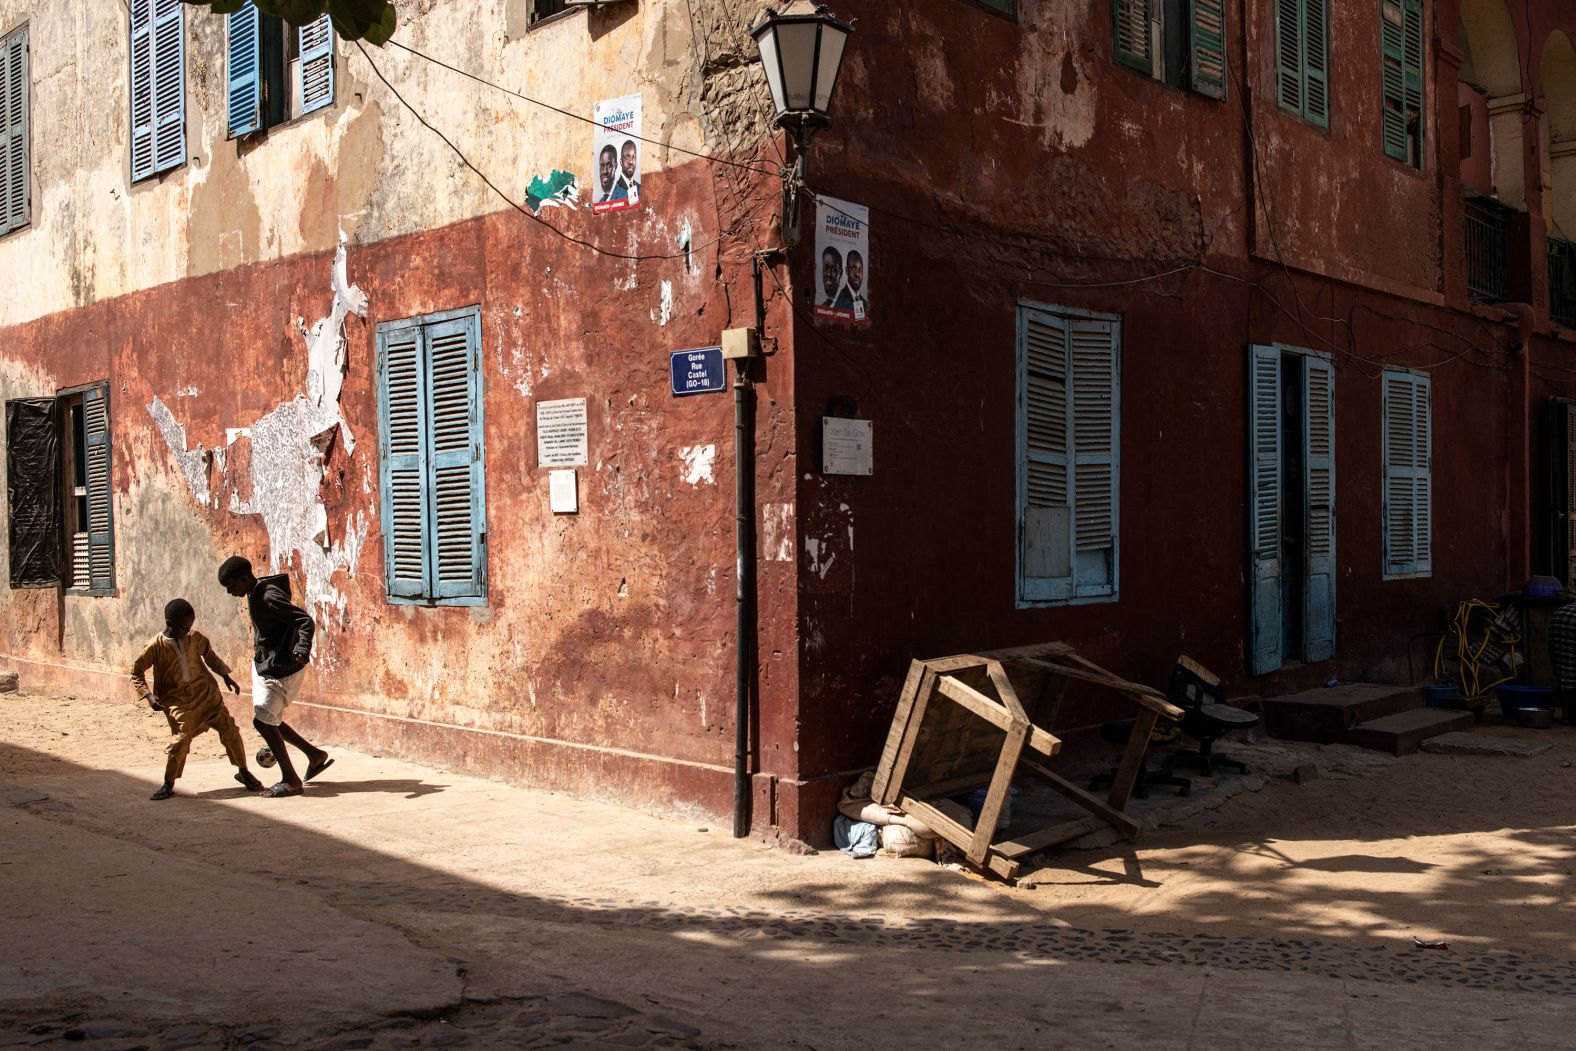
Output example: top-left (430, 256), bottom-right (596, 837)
top-left (1465, 195), bottom-right (1510, 302)
top-left (1550, 235), bottom-right (1576, 328)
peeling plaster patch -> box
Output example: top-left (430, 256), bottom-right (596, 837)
top-left (806, 537), bottom-right (836, 579)
top-left (298, 238), bottom-right (368, 455)
top-left (762, 503), bottom-right (794, 562)
top-left (226, 428), bottom-right (251, 444)
top-left (677, 219), bottom-right (693, 273)
top-left (658, 280), bottom-right (674, 325)
top-left (524, 170), bottom-right (579, 213)
top-left (176, 385), bottom-right (200, 398)
top-left (679, 444), bottom-right (716, 486)
top-left (147, 396), bottom-right (210, 506)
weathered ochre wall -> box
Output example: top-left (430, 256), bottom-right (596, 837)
top-left (0, 1), bottom-right (817, 828)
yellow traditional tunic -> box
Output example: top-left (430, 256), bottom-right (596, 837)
top-left (130, 630), bottom-right (246, 782)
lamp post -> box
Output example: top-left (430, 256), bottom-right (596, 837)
top-left (750, 2), bottom-right (854, 247)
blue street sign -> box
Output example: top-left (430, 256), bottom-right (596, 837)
top-left (670, 346), bottom-right (727, 396)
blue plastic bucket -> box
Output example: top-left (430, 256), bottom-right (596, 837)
top-left (1497, 685), bottom-right (1556, 716)
top-left (1423, 684), bottom-right (1458, 709)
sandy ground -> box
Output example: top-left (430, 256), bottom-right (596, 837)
top-left (3, 687), bottom-right (1575, 1049)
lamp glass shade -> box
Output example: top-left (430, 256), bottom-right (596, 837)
top-left (811, 25), bottom-right (848, 113)
top-left (754, 30), bottom-right (788, 116)
top-left (773, 21), bottom-right (822, 112)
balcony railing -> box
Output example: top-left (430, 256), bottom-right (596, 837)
top-left (1550, 235), bottom-right (1576, 328)
top-left (1465, 195), bottom-right (1512, 302)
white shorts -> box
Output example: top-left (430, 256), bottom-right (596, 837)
top-left (252, 668), bottom-right (306, 727)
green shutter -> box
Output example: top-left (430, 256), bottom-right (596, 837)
top-left (1383, 370), bottom-right (1432, 576)
top-left (1113, 0), bottom-right (1155, 76)
top-left (1275, 0), bottom-right (1304, 114)
top-left (82, 382), bottom-right (115, 594)
top-left (1302, 0), bottom-right (1329, 126)
top-left (1402, 0), bottom-right (1424, 161)
top-left (1380, 2), bottom-right (1407, 158)
top-left (226, 4), bottom-right (261, 138)
top-left (2, 26), bottom-right (28, 234)
top-left (1189, 0), bottom-right (1227, 100)
top-left (975, 0), bottom-right (1015, 13)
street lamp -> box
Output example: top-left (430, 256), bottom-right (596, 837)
top-left (751, 3), bottom-right (854, 246)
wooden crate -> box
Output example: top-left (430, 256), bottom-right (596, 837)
top-left (870, 642), bottom-right (1184, 880)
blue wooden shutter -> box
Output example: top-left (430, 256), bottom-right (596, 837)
top-left (423, 314), bottom-right (487, 601)
top-left (299, 16), bottom-right (334, 115)
top-left (1383, 370), bottom-right (1432, 576)
top-left (378, 324), bottom-right (429, 599)
top-left (129, 0), bottom-right (154, 181)
top-left (151, 0), bottom-right (185, 174)
top-left (1302, 356), bottom-right (1336, 662)
top-left (1248, 345), bottom-right (1283, 675)
top-left (83, 382), bottom-right (115, 593)
top-left (1069, 319), bottom-right (1119, 598)
top-left (1302, 0), bottom-right (1329, 126)
top-left (3, 27), bottom-right (28, 234)
top-left (226, 4), bottom-right (262, 138)
top-left (1189, 0), bottom-right (1227, 100)
top-left (1113, 0), bottom-right (1156, 76)
top-left (1019, 308), bottom-right (1073, 603)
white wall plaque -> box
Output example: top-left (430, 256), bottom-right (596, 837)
top-left (822, 417), bottom-right (873, 476)
top-left (537, 397), bottom-right (588, 468)
top-left (549, 469), bottom-right (579, 514)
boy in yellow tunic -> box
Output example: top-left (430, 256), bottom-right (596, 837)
top-left (130, 598), bottom-right (265, 801)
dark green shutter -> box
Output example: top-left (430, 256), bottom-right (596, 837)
top-left (6, 398), bottom-right (60, 589)
top-left (1277, 0), bottom-right (1329, 126)
top-left (1380, 2), bottom-right (1407, 158)
top-left (1113, 0), bottom-right (1155, 76)
top-left (2, 26), bottom-right (28, 234)
top-left (1275, 0), bottom-right (1303, 114)
top-left (1189, 0), bottom-right (1227, 100)
top-left (1401, 0), bottom-right (1424, 160)
top-left (82, 383), bottom-right (115, 593)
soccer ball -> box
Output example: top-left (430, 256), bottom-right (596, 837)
top-left (255, 746), bottom-right (277, 769)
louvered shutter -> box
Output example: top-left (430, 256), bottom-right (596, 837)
top-left (1113, 0), bottom-right (1155, 76)
top-left (226, 4), bottom-right (262, 138)
top-left (129, 0), bottom-right (154, 181)
top-left (1248, 345), bottom-right (1284, 675)
top-left (6, 398), bottom-right (61, 589)
top-left (1019, 310), bottom-right (1073, 602)
top-left (1401, 0), bottom-right (1424, 159)
top-left (1069, 319), bottom-right (1119, 597)
top-left (82, 383), bottom-right (115, 593)
top-left (1189, 0), bottom-right (1227, 100)
top-left (423, 315), bottom-right (486, 600)
top-left (3, 27), bottom-right (27, 234)
top-left (1380, 2), bottom-right (1407, 159)
top-left (1302, 0), bottom-right (1329, 126)
top-left (1302, 356), bottom-right (1336, 662)
top-left (378, 325), bottom-right (429, 599)
top-left (1383, 370), bottom-right (1431, 576)
top-left (1275, 0), bottom-right (1303, 115)
top-left (151, 0), bottom-right (184, 174)
top-left (298, 16), bottom-right (334, 115)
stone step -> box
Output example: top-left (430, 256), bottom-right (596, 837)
top-left (1345, 709), bottom-right (1476, 756)
top-left (1260, 684), bottom-right (1424, 744)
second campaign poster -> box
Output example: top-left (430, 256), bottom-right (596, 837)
top-left (813, 196), bottom-right (870, 323)
top-left (592, 94), bottom-right (642, 214)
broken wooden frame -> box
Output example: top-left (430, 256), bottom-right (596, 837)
top-left (870, 642), bottom-right (1185, 880)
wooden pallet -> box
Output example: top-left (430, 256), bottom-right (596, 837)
top-left (870, 642), bottom-right (1184, 880)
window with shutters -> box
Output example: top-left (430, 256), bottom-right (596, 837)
top-left (1111, 0), bottom-right (1228, 99)
top-left (1379, 0), bottom-right (1424, 167)
top-left (129, 1), bottom-right (185, 182)
top-left (376, 308), bottom-right (488, 605)
top-left (1382, 369), bottom-right (1432, 578)
top-left (226, 5), bottom-right (334, 139)
top-left (1, 24), bottom-right (28, 236)
top-left (4, 382), bottom-right (116, 595)
top-left (1016, 303), bottom-right (1120, 607)
top-left (1276, 0), bottom-right (1330, 127)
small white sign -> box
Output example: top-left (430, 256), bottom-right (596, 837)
top-left (537, 397), bottom-right (588, 467)
top-left (549, 469), bottom-right (578, 514)
top-left (822, 417), bottom-right (873, 476)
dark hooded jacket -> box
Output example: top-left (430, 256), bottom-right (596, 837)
top-left (247, 573), bottom-right (314, 678)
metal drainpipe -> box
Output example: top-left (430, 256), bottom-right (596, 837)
top-left (733, 256), bottom-right (767, 838)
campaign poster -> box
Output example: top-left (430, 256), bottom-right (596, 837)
top-left (591, 94), bottom-right (642, 214)
top-left (813, 196), bottom-right (870, 323)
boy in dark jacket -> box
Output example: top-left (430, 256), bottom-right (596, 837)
top-left (217, 555), bottom-right (333, 797)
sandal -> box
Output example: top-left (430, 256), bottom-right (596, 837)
top-left (150, 784), bottom-right (174, 801)
top-left (235, 771), bottom-right (264, 792)
top-left (260, 781), bottom-right (303, 798)
top-left (304, 755), bottom-right (335, 782)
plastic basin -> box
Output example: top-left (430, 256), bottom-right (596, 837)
top-left (1423, 684), bottom-right (1458, 708)
top-left (1497, 685), bottom-right (1556, 716)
